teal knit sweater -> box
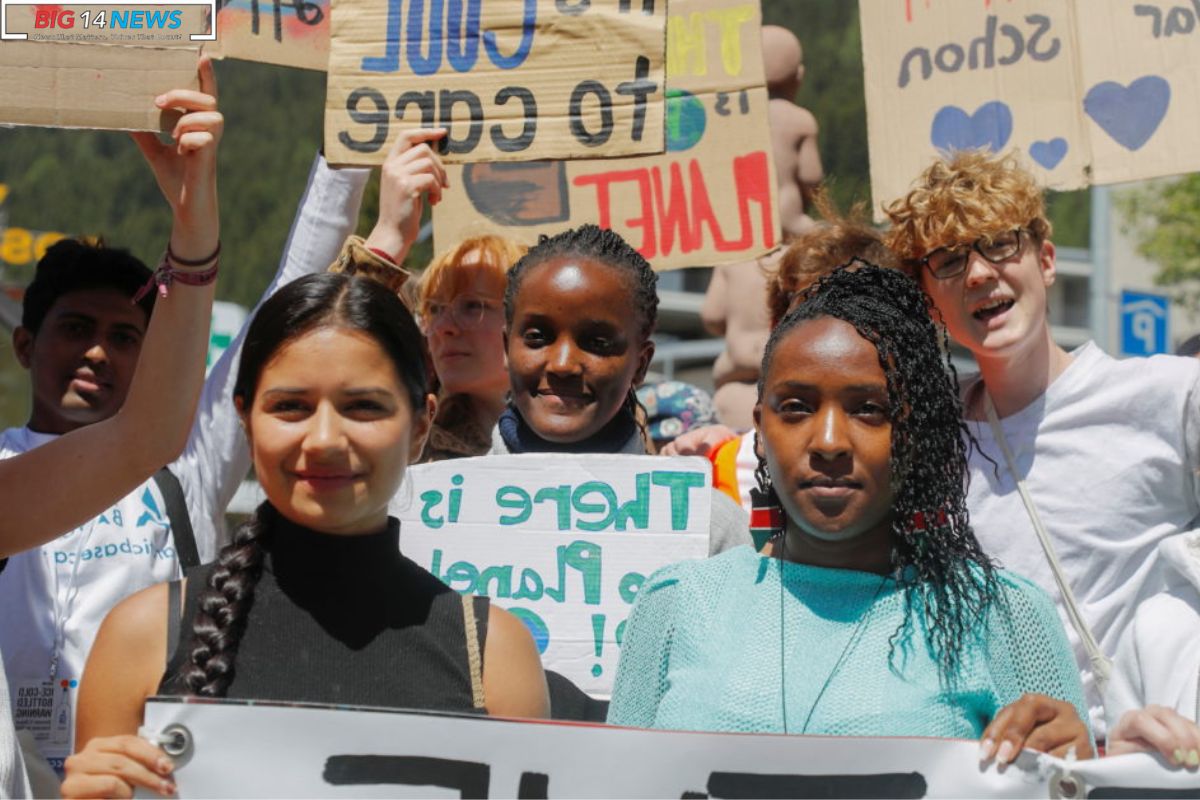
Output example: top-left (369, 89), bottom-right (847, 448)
top-left (607, 546), bottom-right (1089, 738)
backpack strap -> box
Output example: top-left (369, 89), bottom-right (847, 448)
top-left (152, 466), bottom-right (200, 570)
top-left (461, 594), bottom-right (486, 710)
top-left (165, 578), bottom-right (184, 670)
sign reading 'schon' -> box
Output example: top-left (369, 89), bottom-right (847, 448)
top-left (860, 0), bottom-right (1200, 212)
top-left (324, 0), bottom-right (667, 165)
top-left (433, 0), bottom-right (778, 271)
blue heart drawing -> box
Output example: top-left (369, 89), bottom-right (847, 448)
top-left (1083, 76), bottom-right (1171, 151)
top-left (930, 102), bottom-right (1013, 154)
top-left (1029, 138), bottom-right (1068, 170)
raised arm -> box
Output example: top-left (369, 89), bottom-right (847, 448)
top-left (0, 57), bottom-right (221, 557)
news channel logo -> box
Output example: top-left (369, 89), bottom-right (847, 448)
top-left (1, 0), bottom-right (215, 43)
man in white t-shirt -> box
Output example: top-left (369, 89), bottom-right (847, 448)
top-left (0, 156), bottom-right (369, 776)
top-left (884, 150), bottom-right (1200, 738)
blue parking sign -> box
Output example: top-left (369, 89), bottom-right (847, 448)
top-left (1120, 291), bottom-right (1168, 356)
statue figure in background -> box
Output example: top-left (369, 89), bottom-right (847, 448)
top-left (703, 25), bottom-right (824, 430)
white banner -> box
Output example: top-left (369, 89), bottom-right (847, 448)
top-left (391, 454), bottom-right (711, 697)
top-left (140, 697), bottom-right (1200, 798)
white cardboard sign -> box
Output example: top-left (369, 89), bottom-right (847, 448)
top-left (141, 697), bottom-right (1200, 798)
top-left (392, 454), bottom-right (711, 697)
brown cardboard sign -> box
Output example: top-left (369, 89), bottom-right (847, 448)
top-left (860, 0), bottom-right (1200, 212)
top-left (0, 41), bottom-right (199, 131)
top-left (432, 0), bottom-right (777, 271)
top-left (207, 0), bottom-right (329, 71)
top-left (324, 0), bottom-right (667, 165)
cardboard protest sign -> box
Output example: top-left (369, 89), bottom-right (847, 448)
top-left (207, 0), bottom-right (329, 71)
top-left (0, 41), bottom-right (199, 131)
top-left (432, 0), bottom-right (778, 271)
top-left (392, 454), bottom-right (711, 696)
top-left (324, 0), bottom-right (666, 165)
top-left (144, 697), bottom-right (1200, 798)
top-left (860, 0), bottom-right (1200, 212)
top-left (1073, 0), bottom-right (1200, 184)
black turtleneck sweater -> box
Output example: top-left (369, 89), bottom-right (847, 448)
top-left (160, 509), bottom-right (488, 712)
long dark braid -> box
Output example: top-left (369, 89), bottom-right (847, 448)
top-left (757, 263), bottom-right (1000, 677)
top-left (179, 506), bottom-right (273, 696)
top-left (177, 273), bottom-right (428, 696)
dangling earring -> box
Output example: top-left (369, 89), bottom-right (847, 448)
top-left (750, 434), bottom-right (783, 551)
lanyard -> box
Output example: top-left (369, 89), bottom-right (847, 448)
top-left (47, 517), bottom-right (98, 683)
top-left (980, 388), bottom-right (1112, 689)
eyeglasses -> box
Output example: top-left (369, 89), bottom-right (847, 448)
top-left (921, 229), bottom-right (1025, 280)
top-left (418, 295), bottom-right (500, 334)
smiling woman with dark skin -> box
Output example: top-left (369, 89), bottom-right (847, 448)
top-left (608, 265), bottom-right (1093, 764)
top-left (491, 225), bottom-right (749, 722)
top-left (496, 225), bottom-right (658, 454)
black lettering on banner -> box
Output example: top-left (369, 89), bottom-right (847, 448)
top-left (517, 771), bottom-right (549, 799)
top-left (569, 80), bottom-right (614, 147)
top-left (491, 87), bottom-right (537, 152)
top-left (616, 55), bottom-right (656, 141)
top-left (339, 88), bottom-right (390, 153)
top-left (714, 92), bottom-right (731, 116)
top-left (556, 0), bottom-right (590, 15)
top-left (396, 90), bottom-right (436, 127)
top-left (439, 90), bottom-right (484, 154)
top-left (1025, 14), bottom-right (1060, 60)
top-left (324, 755), bottom-right (489, 798)
top-left (1090, 789), bottom-right (1200, 799)
top-left (701, 770), bottom-right (928, 799)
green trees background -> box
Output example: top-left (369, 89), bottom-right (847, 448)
top-left (0, 0), bottom-right (1092, 426)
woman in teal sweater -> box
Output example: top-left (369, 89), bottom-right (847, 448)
top-left (608, 265), bottom-right (1091, 764)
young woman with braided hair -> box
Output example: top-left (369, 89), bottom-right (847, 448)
top-left (63, 274), bottom-right (548, 799)
top-left (494, 224), bottom-right (749, 721)
top-left (495, 223), bottom-right (748, 554)
top-left (608, 264), bottom-right (1092, 763)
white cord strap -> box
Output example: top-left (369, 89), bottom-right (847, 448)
top-left (982, 391), bottom-right (1113, 689)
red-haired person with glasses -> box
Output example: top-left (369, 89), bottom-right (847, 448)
top-left (886, 150), bottom-right (1200, 759)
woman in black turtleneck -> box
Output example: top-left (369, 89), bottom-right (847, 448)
top-left (64, 275), bottom-right (549, 799)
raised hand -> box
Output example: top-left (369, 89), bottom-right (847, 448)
top-left (130, 55), bottom-right (222, 262)
top-left (364, 127), bottom-right (449, 263)
top-left (980, 693), bottom-right (1093, 765)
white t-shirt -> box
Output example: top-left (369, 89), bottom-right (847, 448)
top-left (1104, 532), bottom-right (1200, 726)
top-left (962, 342), bottom-right (1200, 736)
top-left (0, 662), bottom-right (29, 799)
top-left (0, 155), bottom-right (369, 774)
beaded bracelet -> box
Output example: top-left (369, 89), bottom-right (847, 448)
top-left (132, 242), bottom-right (220, 303)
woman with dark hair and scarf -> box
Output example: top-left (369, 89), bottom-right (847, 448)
top-left (63, 274), bottom-right (548, 799)
top-left (493, 224), bottom-right (750, 721)
top-left (608, 264), bottom-right (1091, 764)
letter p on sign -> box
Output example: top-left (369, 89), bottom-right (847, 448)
top-left (1120, 290), bottom-right (1168, 356)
